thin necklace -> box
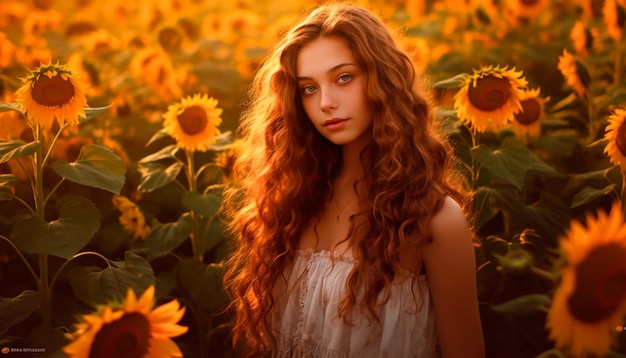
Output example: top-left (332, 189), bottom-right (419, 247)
top-left (335, 196), bottom-right (356, 221)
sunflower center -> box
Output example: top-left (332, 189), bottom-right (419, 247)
top-left (177, 106), bottom-right (208, 135)
top-left (615, 120), bottom-right (626, 157)
top-left (514, 97), bottom-right (541, 125)
top-left (568, 243), bottom-right (626, 323)
top-left (89, 312), bottom-right (151, 358)
top-left (158, 27), bottom-right (182, 52)
top-left (31, 73), bottom-right (75, 107)
top-left (468, 75), bottom-right (511, 111)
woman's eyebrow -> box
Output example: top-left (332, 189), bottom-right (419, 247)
top-left (296, 62), bottom-right (358, 81)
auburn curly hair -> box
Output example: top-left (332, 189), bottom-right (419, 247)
top-left (223, 3), bottom-right (467, 356)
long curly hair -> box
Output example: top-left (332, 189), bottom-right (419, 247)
top-left (223, 3), bottom-right (467, 356)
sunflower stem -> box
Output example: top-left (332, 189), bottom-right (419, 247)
top-left (43, 178), bottom-right (65, 209)
top-left (33, 124), bottom-right (51, 328)
top-left (470, 127), bottom-right (479, 192)
top-left (42, 122), bottom-right (69, 168)
top-left (502, 209), bottom-right (512, 240)
top-left (16, 156), bottom-right (36, 193)
top-left (185, 150), bottom-right (203, 261)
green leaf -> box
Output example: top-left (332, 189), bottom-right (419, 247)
top-left (145, 129), bottom-right (170, 147)
top-left (179, 259), bottom-right (230, 313)
top-left (208, 131), bottom-right (234, 151)
top-left (548, 92), bottom-right (578, 112)
top-left (470, 144), bottom-right (529, 191)
top-left (0, 174), bottom-right (17, 201)
top-left (0, 140), bottom-right (41, 164)
top-left (433, 73), bottom-right (468, 88)
top-left (0, 102), bottom-right (22, 113)
top-left (597, 92), bottom-right (626, 109)
top-left (571, 184), bottom-right (615, 208)
top-left (522, 192), bottom-right (571, 244)
top-left (137, 161), bottom-right (183, 193)
top-left (473, 184), bottom-right (519, 228)
top-left (139, 144), bottom-right (179, 164)
top-left (491, 294), bottom-right (550, 315)
top-left (139, 214), bottom-right (193, 260)
top-left (0, 290), bottom-right (41, 337)
top-left (68, 252), bottom-right (155, 307)
top-left (26, 324), bottom-right (65, 356)
top-left (471, 137), bottom-right (532, 191)
top-left (10, 197), bottom-right (100, 259)
top-left (474, 187), bottom-right (503, 228)
top-left (533, 130), bottom-right (578, 156)
top-left (51, 143), bottom-right (126, 194)
top-left (203, 218), bottom-right (226, 254)
top-left (80, 104), bottom-right (113, 124)
top-left (182, 191), bottom-right (221, 217)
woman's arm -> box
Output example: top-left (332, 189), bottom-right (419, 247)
top-left (421, 196), bottom-right (485, 358)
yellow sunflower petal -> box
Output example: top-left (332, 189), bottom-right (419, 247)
top-left (557, 50), bottom-right (589, 99)
top-left (149, 299), bottom-right (186, 322)
top-left (146, 337), bottom-right (184, 358)
top-left (124, 287), bottom-right (139, 310)
top-left (547, 202), bottom-right (626, 357)
top-left (511, 88), bottom-right (548, 138)
top-left (162, 93), bottom-right (223, 152)
top-left (65, 284), bottom-right (186, 358)
top-left (135, 285), bottom-right (156, 313)
top-left (454, 65), bottom-right (527, 133)
top-left (604, 108), bottom-right (626, 171)
top-left (14, 60), bottom-right (89, 130)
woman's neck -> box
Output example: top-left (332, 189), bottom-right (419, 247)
top-left (336, 136), bottom-right (369, 189)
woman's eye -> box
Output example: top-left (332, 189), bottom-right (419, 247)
top-left (302, 85), bottom-right (316, 94)
top-left (338, 74), bottom-right (351, 83)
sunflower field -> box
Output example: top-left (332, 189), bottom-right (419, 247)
top-left (0, 0), bottom-right (625, 357)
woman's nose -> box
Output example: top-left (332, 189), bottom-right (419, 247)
top-left (319, 87), bottom-right (338, 112)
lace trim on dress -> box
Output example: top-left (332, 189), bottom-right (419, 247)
top-left (275, 335), bottom-right (357, 358)
top-left (271, 248), bottom-right (436, 358)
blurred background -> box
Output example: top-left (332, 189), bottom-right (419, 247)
top-left (1, 0), bottom-right (626, 357)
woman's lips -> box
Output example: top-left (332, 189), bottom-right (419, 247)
top-left (322, 118), bottom-right (348, 130)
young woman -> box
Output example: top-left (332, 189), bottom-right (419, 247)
top-left (224, 3), bottom-right (484, 358)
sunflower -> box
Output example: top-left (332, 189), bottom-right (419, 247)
top-left (557, 49), bottom-right (590, 99)
top-left (454, 65), bottom-right (527, 132)
top-left (604, 108), bottom-right (626, 171)
top-left (129, 47), bottom-right (183, 101)
top-left (162, 94), bottom-right (223, 152)
top-left (511, 88), bottom-right (549, 138)
top-left (112, 195), bottom-right (151, 240)
top-left (546, 202), bottom-right (626, 357)
top-left (64, 285), bottom-right (188, 358)
top-left (570, 21), bottom-right (594, 57)
top-left (604, 0), bottom-right (626, 41)
top-left (15, 61), bottom-right (88, 130)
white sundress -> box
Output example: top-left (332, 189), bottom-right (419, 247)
top-left (270, 249), bottom-right (437, 358)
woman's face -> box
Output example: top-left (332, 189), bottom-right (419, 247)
top-left (296, 36), bottom-right (372, 147)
